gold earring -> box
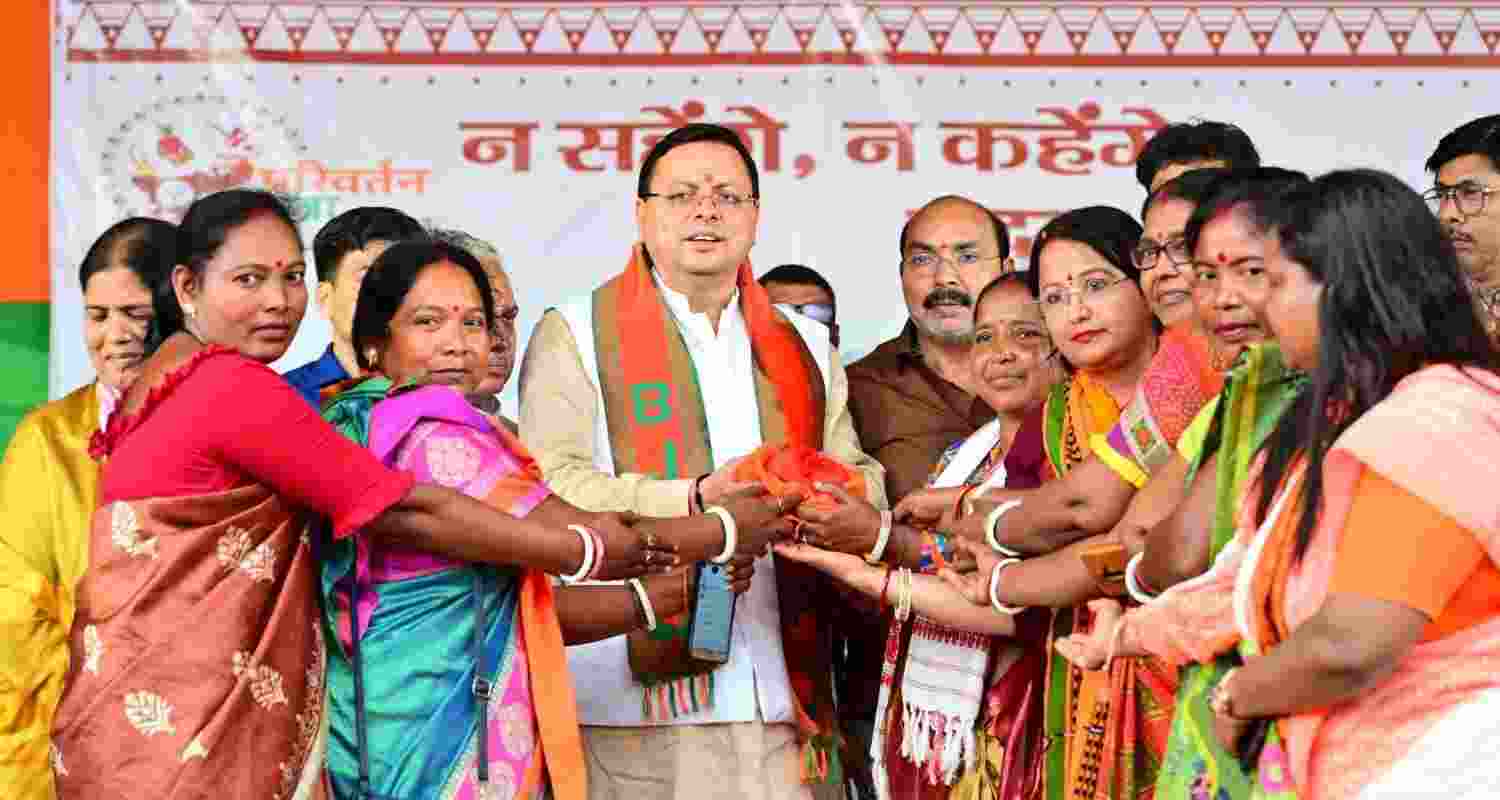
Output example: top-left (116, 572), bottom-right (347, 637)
top-left (183, 303), bottom-right (196, 318)
top-left (366, 349), bottom-right (379, 365)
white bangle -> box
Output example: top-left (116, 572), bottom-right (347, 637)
top-left (705, 505), bottom-right (737, 564)
top-left (893, 567), bottom-right (914, 622)
top-left (1124, 552), bottom-right (1158, 604)
top-left (865, 509), bottom-right (894, 564)
top-left (987, 557), bottom-right (1027, 615)
top-left (985, 500), bottom-right (1024, 557)
top-left (560, 524), bottom-right (594, 583)
top-left (627, 578), bottom-right (657, 631)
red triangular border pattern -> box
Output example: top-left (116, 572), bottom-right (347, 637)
top-left (61, 3), bottom-right (1500, 62)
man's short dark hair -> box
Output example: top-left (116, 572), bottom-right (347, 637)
top-left (637, 123), bottom-right (760, 199)
top-left (759, 264), bottom-right (835, 303)
top-left (312, 206), bottom-right (428, 284)
top-left (898, 196), bottom-right (1012, 267)
top-left (1135, 120), bottom-right (1261, 191)
top-left (1140, 167), bottom-right (1233, 219)
top-left (1425, 114), bottom-right (1500, 175)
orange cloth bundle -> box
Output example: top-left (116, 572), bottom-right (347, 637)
top-left (735, 443), bottom-right (866, 512)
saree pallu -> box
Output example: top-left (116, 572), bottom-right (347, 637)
top-left (321, 381), bottom-right (583, 800)
top-left (1093, 325), bottom-right (1225, 489)
top-left (1127, 365), bottom-right (1500, 799)
top-left (874, 412), bottom-right (1048, 800)
top-left (1154, 344), bottom-right (1304, 800)
top-left (1040, 375), bottom-right (1178, 800)
top-left (50, 485), bottom-right (327, 800)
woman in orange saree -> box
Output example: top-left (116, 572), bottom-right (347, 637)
top-left (1058, 169), bottom-right (1500, 799)
top-left (895, 171), bottom-right (1234, 558)
top-left (49, 190), bottom-right (667, 799)
top-left (925, 206), bottom-right (1178, 800)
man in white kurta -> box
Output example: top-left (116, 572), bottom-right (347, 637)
top-left (520, 124), bottom-right (885, 799)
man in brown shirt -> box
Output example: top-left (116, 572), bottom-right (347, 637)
top-left (837, 195), bottom-right (1014, 799)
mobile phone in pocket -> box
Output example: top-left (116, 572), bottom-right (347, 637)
top-left (689, 561), bottom-right (736, 663)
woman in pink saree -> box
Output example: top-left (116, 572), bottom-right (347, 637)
top-left (318, 240), bottom-right (792, 800)
top-left (1057, 170), bottom-right (1500, 799)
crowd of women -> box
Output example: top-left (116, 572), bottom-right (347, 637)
top-left (2, 112), bottom-right (1499, 800)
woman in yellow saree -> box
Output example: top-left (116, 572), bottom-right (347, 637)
top-left (1022, 207), bottom-right (1176, 800)
top-left (924, 205), bottom-right (1171, 800)
top-left (0, 218), bottom-right (175, 800)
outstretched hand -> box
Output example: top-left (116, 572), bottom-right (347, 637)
top-left (772, 541), bottom-right (881, 598)
top-left (1052, 598), bottom-right (1125, 671)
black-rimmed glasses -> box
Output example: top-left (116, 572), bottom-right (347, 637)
top-left (1424, 182), bottom-right (1496, 218)
top-left (1131, 235), bottom-right (1191, 271)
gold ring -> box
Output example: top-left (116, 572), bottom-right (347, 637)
top-left (643, 550), bottom-right (654, 565)
top-left (642, 532), bottom-right (658, 549)
top-left (794, 519), bottom-right (806, 542)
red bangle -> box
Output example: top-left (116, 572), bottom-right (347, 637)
top-left (878, 565), bottom-right (895, 613)
top-left (954, 484), bottom-right (978, 521)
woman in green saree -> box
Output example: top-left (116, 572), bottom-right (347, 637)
top-left (1122, 169), bottom-right (1311, 800)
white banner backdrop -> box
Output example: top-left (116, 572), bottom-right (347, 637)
top-left (52, 2), bottom-right (1500, 415)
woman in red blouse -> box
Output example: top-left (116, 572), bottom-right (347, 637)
top-left (47, 190), bottom-right (672, 800)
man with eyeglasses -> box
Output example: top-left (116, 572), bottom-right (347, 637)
top-left (520, 123), bottom-right (883, 800)
top-left (848, 196), bottom-right (1014, 502)
top-left (1426, 115), bottom-right (1500, 330)
top-left (834, 195), bottom-right (1012, 798)
top-left (760, 263), bottom-right (840, 348)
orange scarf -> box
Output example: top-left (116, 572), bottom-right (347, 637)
top-left (592, 245), bottom-right (845, 783)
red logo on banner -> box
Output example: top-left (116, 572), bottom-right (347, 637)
top-left (100, 96), bottom-right (304, 222)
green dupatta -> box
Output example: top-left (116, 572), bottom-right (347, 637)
top-left (1155, 343), bottom-right (1305, 800)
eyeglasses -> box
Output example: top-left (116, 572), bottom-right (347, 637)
top-left (1424, 182), bottom-right (1497, 218)
top-left (640, 190), bottom-right (757, 211)
top-left (1131, 235), bottom-right (1190, 271)
top-left (782, 302), bottom-right (835, 325)
top-left (1037, 274), bottom-right (1134, 316)
top-left (902, 251), bottom-right (1006, 273)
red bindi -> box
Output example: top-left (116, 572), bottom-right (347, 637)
top-left (1216, 252), bottom-right (1228, 264)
